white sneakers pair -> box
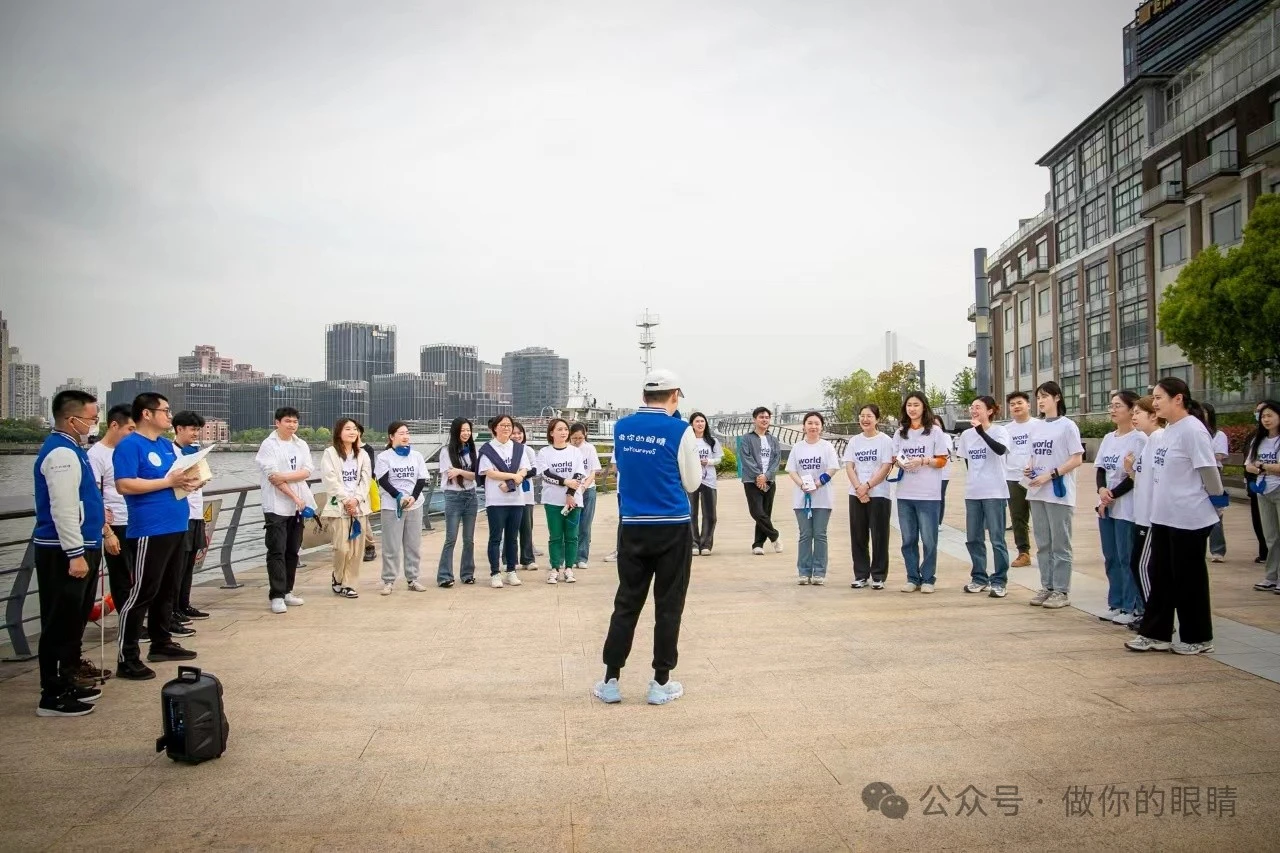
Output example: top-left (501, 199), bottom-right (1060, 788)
top-left (547, 568), bottom-right (577, 584)
top-left (270, 592), bottom-right (305, 614)
top-left (490, 571), bottom-right (524, 588)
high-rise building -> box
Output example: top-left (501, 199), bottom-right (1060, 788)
top-left (482, 362), bottom-right (504, 396)
top-left (370, 372), bottom-right (447, 432)
top-left (501, 347), bottom-right (569, 416)
top-left (0, 312), bottom-right (10, 419)
top-left (229, 377), bottom-right (312, 432)
top-left (7, 347), bottom-right (42, 420)
top-left (178, 345), bottom-right (234, 376)
top-left (228, 363), bottom-right (264, 382)
top-left (975, 0), bottom-right (1280, 414)
top-left (106, 372), bottom-right (155, 410)
top-left (310, 380), bottom-right (370, 432)
top-left (157, 375), bottom-right (231, 425)
top-left (445, 390), bottom-right (511, 424)
top-left (325, 322), bottom-right (396, 385)
top-left (420, 344), bottom-right (481, 394)
top-left (55, 378), bottom-right (99, 399)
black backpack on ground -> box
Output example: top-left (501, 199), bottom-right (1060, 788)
top-left (156, 666), bottom-right (230, 763)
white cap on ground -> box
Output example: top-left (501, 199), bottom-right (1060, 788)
top-left (643, 369), bottom-right (684, 396)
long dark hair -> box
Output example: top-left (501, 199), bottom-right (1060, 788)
top-left (332, 418), bottom-right (360, 458)
top-left (446, 417), bottom-right (476, 484)
top-left (1203, 401), bottom-right (1218, 435)
top-left (898, 392), bottom-right (935, 438)
top-left (1248, 400), bottom-right (1280, 462)
top-left (385, 420), bottom-right (409, 449)
top-left (689, 411), bottom-right (715, 450)
top-left (1154, 377), bottom-right (1207, 428)
top-left (1035, 381), bottom-right (1067, 417)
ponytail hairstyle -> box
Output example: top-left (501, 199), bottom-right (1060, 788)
top-left (1154, 377), bottom-right (1206, 427)
top-left (385, 420), bottom-right (409, 449)
top-left (1035, 381), bottom-right (1067, 417)
top-left (1113, 390), bottom-right (1140, 410)
top-left (688, 411), bottom-right (715, 450)
top-left (510, 420), bottom-right (526, 443)
top-left (1203, 401), bottom-right (1218, 435)
top-left (898, 391), bottom-right (935, 438)
top-left (1135, 395), bottom-right (1166, 428)
top-left (1247, 400), bottom-right (1280, 463)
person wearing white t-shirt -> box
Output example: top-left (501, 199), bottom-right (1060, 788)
top-left (1122, 395), bottom-right (1163, 627)
top-left (255, 406), bottom-right (317, 615)
top-left (1095, 392), bottom-right (1147, 624)
top-left (87, 404), bottom-right (136, 633)
top-left (785, 412), bottom-right (842, 585)
top-left (1126, 378), bottom-right (1226, 655)
top-left (537, 418), bottom-right (587, 584)
top-left (570, 423), bottom-right (602, 568)
top-left (958, 397), bottom-right (1012, 597)
top-left (935, 416), bottom-right (953, 529)
top-left (1245, 401), bottom-right (1280, 592)
top-left (842, 405), bottom-right (894, 589)
top-left (375, 421), bottom-right (430, 595)
top-left (891, 393), bottom-right (951, 593)
top-left (688, 413), bottom-right (722, 556)
top-left (478, 414), bottom-right (531, 588)
top-left (1003, 392), bottom-right (1036, 568)
top-left (320, 418), bottom-right (371, 599)
top-left (1024, 381), bottom-right (1085, 610)
top-left (436, 417), bottom-right (479, 587)
top-left (1204, 404), bottom-right (1230, 562)
top-left (511, 422), bottom-right (539, 571)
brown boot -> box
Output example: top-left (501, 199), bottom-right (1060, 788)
top-left (1011, 552), bottom-right (1031, 568)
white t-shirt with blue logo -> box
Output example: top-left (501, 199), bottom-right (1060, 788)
top-left (891, 426), bottom-right (951, 502)
top-left (375, 448), bottom-right (429, 511)
top-left (1247, 435), bottom-right (1280, 496)
top-left (696, 437), bottom-right (723, 489)
top-left (1096, 430), bottom-right (1148, 523)
top-left (1004, 418), bottom-right (1036, 482)
top-left (537, 445), bottom-right (586, 507)
top-left (841, 432), bottom-right (894, 500)
top-left (786, 438), bottom-right (841, 510)
top-left (959, 425), bottom-right (1011, 501)
top-left (1132, 428), bottom-right (1164, 527)
top-left (1150, 416), bottom-right (1220, 530)
top-left (1025, 418), bottom-right (1084, 506)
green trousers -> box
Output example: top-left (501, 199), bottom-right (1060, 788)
top-left (545, 505), bottom-right (582, 569)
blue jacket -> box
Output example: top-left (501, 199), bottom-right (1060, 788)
top-left (614, 408), bottom-right (698, 525)
top-left (33, 431), bottom-right (105, 556)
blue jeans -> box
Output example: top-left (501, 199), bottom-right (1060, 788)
top-left (794, 507), bottom-right (831, 579)
top-left (486, 505), bottom-right (523, 574)
top-left (1099, 515), bottom-right (1139, 612)
top-left (898, 499), bottom-right (941, 585)
top-left (437, 489), bottom-right (477, 583)
top-left (965, 498), bottom-right (1010, 586)
top-left (577, 488), bottom-right (598, 563)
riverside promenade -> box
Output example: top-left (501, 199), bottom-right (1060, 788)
top-left (3, 466), bottom-right (1280, 851)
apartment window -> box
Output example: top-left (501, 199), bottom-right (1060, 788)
top-left (1119, 300), bottom-right (1149, 349)
top-left (1164, 364), bottom-right (1192, 385)
top-left (1210, 200), bottom-right (1242, 246)
top-left (1118, 244), bottom-right (1145, 295)
top-left (1157, 158), bottom-right (1182, 185)
top-left (1110, 98), bottom-right (1144, 167)
top-left (1060, 323), bottom-right (1080, 361)
top-left (1208, 126), bottom-right (1237, 157)
top-left (1005, 351), bottom-right (1015, 378)
top-left (1113, 173), bottom-right (1143, 232)
top-left (1087, 312), bottom-right (1111, 353)
top-left (1080, 126), bottom-right (1109, 193)
top-left (1018, 296), bottom-right (1031, 325)
top-left (1004, 306), bottom-right (1012, 331)
top-left (1085, 263), bottom-right (1109, 301)
top-left (1038, 338), bottom-right (1054, 371)
top-left (1035, 237), bottom-right (1048, 265)
top-left (1017, 251), bottom-right (1029, 276)
top-left (1019, 345), bottom-right (1032, 376)
top-left (1089, 369), bottom-right (1112, 412)
top-left (1160, 226), bottom-right (1186, 267)
top-left (1082, 195), bottom-right (1108, 248)
top-left (1056, 213), bottom-right (1079, 259)
top-left (1060, 374), bottom-right (1080, 414)
top-left (1053, 153), bottom-right (1078, 210)
top-left (1119, 361), bottom-right (1149, 394)
top-left (1058, 275), bottom-right (1079, 313)
top-left (1037, 287), bottom-right (1051, 316)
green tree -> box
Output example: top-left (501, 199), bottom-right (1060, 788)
top-left (820, 368), bottom-right (874, 422)
top-left (926, 384), bottom-right (948, 408)
top-left (868, 361), bottom-right (921, 419)
top-left (1157, 194), bottom-right (1280, 389)
top-left (951, 367), bottom-right (978, 406)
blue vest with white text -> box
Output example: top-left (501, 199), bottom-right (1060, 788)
top-left (614, 408), bottom-right (691, 525)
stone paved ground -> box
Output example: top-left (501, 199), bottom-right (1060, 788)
top-left (3, 466), bottom-right (1280, 851)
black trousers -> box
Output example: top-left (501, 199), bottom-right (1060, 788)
top-left (603, 523), bottom-right (693, 673)
top-left (173, 518), bottom-right (206, 613)
top-left (118, 531), bottom-right (184, 663)
top-left (850, 496), bottom-right (892, 581)
top-left (519, 504), bottom-right (536, 566)
top-left (1249, 483), bottom-right (1269, 561)
top-left (690, 485), bottom-right (718, 551)
top-left (1129, 524), bottom-right (1149, 612)
top-left (102, 525), bottom-right (133, 622)
top-left (1137, 523), bottom-right (1214, 644)
top-left (264, 512), bottom-right (303, 599)
top-left (743, 482), bottom-right (778, 548)
top-left (36, 547), bottom-right (98, 698)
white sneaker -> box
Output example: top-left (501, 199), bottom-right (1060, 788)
top-left (577, 560), bottom-right (590, 569)
top-left (505, 571), bottom-right (523, 586)
top-left (901, 583), bottom-right (919, 593)
top-left (964, 582), bottom-right (989, 594)
top-left (380, 583), bottom-right (393, 596)
top-left (647, 679), bottom-right (684, 705)
top-left (871, 580), bottom-right (885, 590)
top-left (489, 575), bottom-right (503, 588)
top-left (270, 598), bottom-right (287, 614)
top-left (1125, 635), bottom-right (1171, 652)
top-left (773, 540), bottom-right (784, 553)
top-left (604, 552), bottom-right (618, 563)
top-left (407, 580), bottom-right (428, 592)
top-left (547, 570), bottom-right (559, 584)
top-left (692, 546), bottom-right (701, 555)
top-left (920, 583), bottom-right (935, 594)
top-left (1173, 641), bottom-right (1215, 655)
top-left (751, 547), bottom-right (765, 556)
top-left (1099, 608), bottom-right (1123, 622)
top-left (1211, 555), bottom-right (1225, 563)
top-left (526, 562), bottom-right (539, 570)
top-left (701, 548), bottom-right (711, 556)
top-left (563, 568), bottom-right (576, 583)
top-left (283, 592), bottom-right (305, 606)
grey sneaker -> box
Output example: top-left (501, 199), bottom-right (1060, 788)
top-left (870, 580), bottom-right (885, 590)
top-left (988, 585), bottom-right (1007, 598)
top-left (964, 582), bottom-right (989, 594)
top-left (812, 577), bottom-right (826, 586)
top-left (1029, 588), bottom-right (1052, 606)
top-left (797, 577), bottom-right (811, 585)
top-left (1172, 641), bottom-right (1215, 655)
top-left (1042, 591), bottom-right (1070, 609)
top-left (900, 582), bottom-right (919, 593)
top-left (1126, 635), bottom-right (1172, 652)
top-left (407, 580), bottom-right (428, 592)
top-left (592, 678), bottom-right (621, 704)
top-left (920, 583), bottom-right (935, 594)
top-left (647, 679), bottom-right (684, 705)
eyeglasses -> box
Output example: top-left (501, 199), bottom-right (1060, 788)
top-left (71, 415), bottom-right (100, 426)
top-left (150, 406), bottom-right (172, 415)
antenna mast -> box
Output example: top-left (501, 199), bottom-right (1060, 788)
top-left (637, 309), bottom-right (660, 374)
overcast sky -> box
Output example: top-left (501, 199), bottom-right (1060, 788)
top-left (1, 0), bottom-right (1135, 414)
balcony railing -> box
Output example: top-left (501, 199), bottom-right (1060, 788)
top-left (1139, 181), bottom-right (1184, 214)
top-left (967, 340), bottom-right (978, 358)
top-left (986, 208), bottom-right (1052, 272)
top-left (1246, 120), bottom-right (1280, 161)
top-left (1186, 149), bottom-right (1241, 190)
top-left (967, 303), bottom-right (977, 323)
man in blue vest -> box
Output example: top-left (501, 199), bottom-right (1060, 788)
top-left (32, 390), bottom-right (107, 716)
top-left (594, 370), bottom-right (702, 705)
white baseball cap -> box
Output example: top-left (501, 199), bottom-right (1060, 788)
top-left (643, 369), bottom-right (684, 396)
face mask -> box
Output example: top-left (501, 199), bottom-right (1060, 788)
top-left (393, 445), bottom-right (411, 457)
top-left (69, 417), bottom-right (94, 445)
